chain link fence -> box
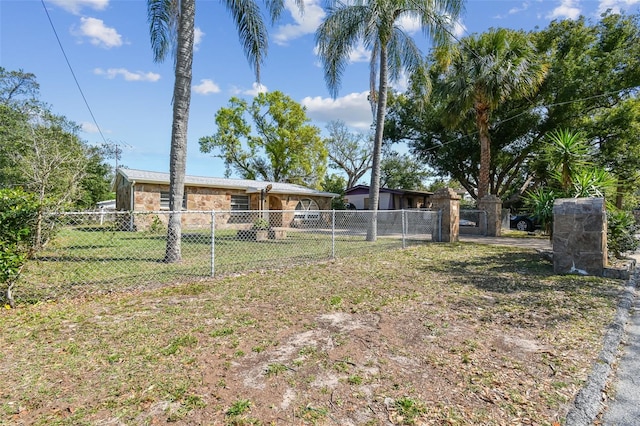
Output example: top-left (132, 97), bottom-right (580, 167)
top-left (459, 209), bottom-right (488, 235)
top-left (11, 209), bottom-right (440, 303)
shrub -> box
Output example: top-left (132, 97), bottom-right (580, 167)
top-left (524, 187), bottom-right (558, 236)
top-left (607, 210), bottom-right (639, 259)
top-left (252, 218), bottom-right (270, 230)
top-left (149, 215), bottom-right (164, 233)
top-left (0, 188), bottom-right (40, 307)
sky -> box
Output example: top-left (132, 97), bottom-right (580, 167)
top-left (1, 0), bottom-right (639, 180)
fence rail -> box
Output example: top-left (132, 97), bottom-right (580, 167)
top-left (11, 209), bottom-right (440, 303)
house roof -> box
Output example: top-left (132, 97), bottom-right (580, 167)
top-left (345, 185), bottom-right (433, 197)
top-left (116, 168), bottom-right (338, 198)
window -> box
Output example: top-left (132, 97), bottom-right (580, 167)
top-left (294, 198), bottom-right (320, 221)
top-left (230, 195), bottom-right (250, 211)
top-left (160, 191), bottom-right (187, 210)
top-left (230, 195), bottom-right (251, 223)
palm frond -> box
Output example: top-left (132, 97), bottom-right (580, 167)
top-left (388, 27), bottom-right (423, 82)
top-left (315, 4), bottom-right (369, 98)
top-left (222, 0), bottom-right (270, 82)
top-left (265, 0), bottom-right (303, 23)
top-left (147, 0), bottom-right (179, 63)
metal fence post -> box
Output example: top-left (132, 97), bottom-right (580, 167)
top-left (331, 210), bottom-right (336, 259)
top-left (482, 211), bottom-right (488, 236)
top-left (210, 210), bottom-right (215, 277)
top-left (402, 209), bottom-right (406, 249)
top-left (438, 209), bottom-right (443, 242)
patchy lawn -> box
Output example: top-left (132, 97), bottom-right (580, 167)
top-left (0, 242), bottom-right (623, 425)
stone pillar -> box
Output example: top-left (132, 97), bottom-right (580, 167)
top-left (478, 194), bottom-right (503, 237)
top-left (553, 198), bottom-right (607, 276)
top-left (431, 188), bottom-right (460, 242)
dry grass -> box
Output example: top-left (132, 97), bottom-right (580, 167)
top-left (0, 242), bottom-right (623, 425)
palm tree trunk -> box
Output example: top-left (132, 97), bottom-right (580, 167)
top-left (615, 182), bottom-right (624, 210)
top-left (476, 106), bottom-right (491, 200)
top-left (165, 0), bottom-right (195, 263)
top-left (367, 46), bottom-right (388, 242)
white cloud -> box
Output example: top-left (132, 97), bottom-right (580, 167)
top-left (49, 0), bottom-right (108, 15)
top-left (397, 14), bottom-right (422, 33)
top-left (230, 82), bottom-right (268, 96)
top-left (391, 71), bottom-right (409, 93)
top-left (492, 1), bottom-right (530, 17)
top-left (397, 11), bottom-right (466, 38)
top-left (547, 0), bottom-right (582, 20)
top-left (313, 41), bottom-right (369, 66)
top-left (450, 18), bottom-right (467, 38)
top-left (509, 1), bottom-right (530, 15)
top-left (75, 17), bottom-right (122, 48)
top-left (81, 122), bottom-right (99, 133)
top-left (194, 27), bottom-right (205, 51)
top-left (348, 42), bottom-right (371, 63)
top-left (94, 68), bottom-right (161, 82)
top-left (274, 0), bottom-right (326, 45)
top-left (598, 0), bottom-right (640, 14)
top-left (192, 79), bottom-right (220, 95)
top-left (301, 91), bottom-right (373, 130)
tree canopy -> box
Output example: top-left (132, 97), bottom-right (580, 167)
top-left (385, 12), bottom-right (640, 206)
top-left (432, 28), bottom-right (547, 199)
top-left (325, 120), bottom-right (372, 189)
top-left (199, 91), bottom-right (328, 189)
top-left (0, 68), bottom-right (112, 210)
top-left (380, 152), bottom-right (431, 190)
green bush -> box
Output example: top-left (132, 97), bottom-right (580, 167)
top-left (149, 215), bottom-right (164, 233)
top-left (607, 210), bottom-right (639, 259)
top-left (524, 187), bottom-right (558, 236)
top-left (252, 218), bottom-right (270, 230)
top-left (0, 188), bottom-right (40, 307)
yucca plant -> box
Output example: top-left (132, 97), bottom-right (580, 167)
top-left (524, 187), bottom-right (558, 236)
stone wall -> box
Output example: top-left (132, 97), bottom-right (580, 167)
top-left (431, 188), bottom-right (460, 242)
top-left (552, 198), bottom-right (607, 276)
top-left (477, 195), bottom-right (502, 237)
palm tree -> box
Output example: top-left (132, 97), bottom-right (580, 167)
top-left (434, 28), bottom-right (548, 200)
top-left (148, 0), bottom-right (296, 262)
top-left (315, 0), bottom-right (463, 241)
top-left (543, 129), bottom-right (590, 192)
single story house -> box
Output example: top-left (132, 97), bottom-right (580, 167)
top-left (344, 185), bottom-right (433, 210)
top-left (113, 168), bottom-right (337, 230)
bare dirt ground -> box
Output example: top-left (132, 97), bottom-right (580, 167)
top-left (1, 243), bottom-right (622, 425)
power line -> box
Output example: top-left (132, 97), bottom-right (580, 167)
top-left (40, 0), bottom-right (109, 147)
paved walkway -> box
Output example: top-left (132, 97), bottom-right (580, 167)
top-left (459, 234), bottom-right (552, 250)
